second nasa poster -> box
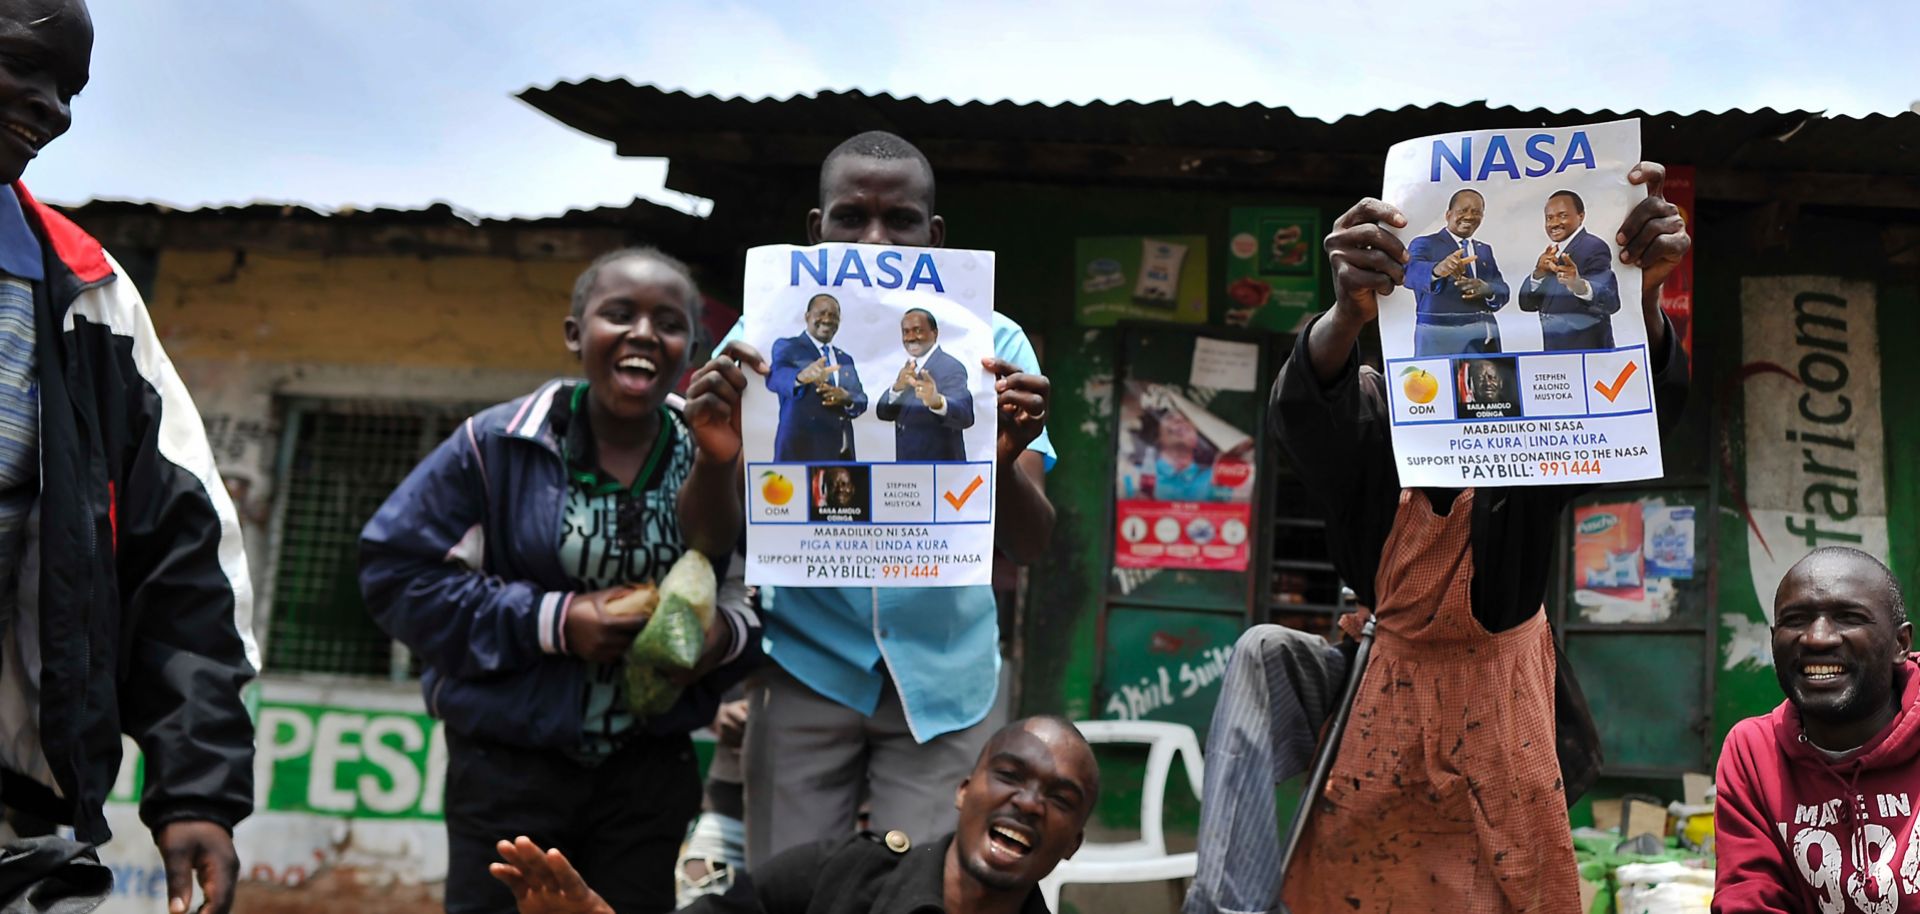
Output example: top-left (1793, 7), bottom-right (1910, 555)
top-left (1375, 118), bottom-right (1663, 488)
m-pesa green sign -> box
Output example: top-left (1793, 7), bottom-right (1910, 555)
top-left (111, 699), bottom-right (448, 821)
top-left (257, 702), bottom-right (448, 819)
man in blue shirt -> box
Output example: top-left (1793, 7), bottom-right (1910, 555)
top-left (686, 130), bottom-right (1056, 870)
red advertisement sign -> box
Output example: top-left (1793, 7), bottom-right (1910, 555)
top-left (1114, 499), bottom-right (1252, 571)
top-left (1659, 165), bottom-right (1695, 359)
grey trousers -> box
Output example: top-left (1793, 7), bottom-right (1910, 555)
top-left (1183, 625), bottom-right (1350, 914)
top-left (740, 663), bottom-right (1005, 870)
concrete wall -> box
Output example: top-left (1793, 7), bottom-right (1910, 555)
top-left (146, 248), bottom-right (588, 648)
top-left (148, 250), bottom-right (584, 370)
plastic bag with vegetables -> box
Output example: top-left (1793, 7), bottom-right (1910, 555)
top-left (623, 550), bottom-right (716, 716)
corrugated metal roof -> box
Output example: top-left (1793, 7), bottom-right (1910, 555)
top-left (56, 196), bottom-right (724, 263)
top-left (518, 82), bottom-right (1920, 178)
top-left (58, 196), bottom-right (700, 229)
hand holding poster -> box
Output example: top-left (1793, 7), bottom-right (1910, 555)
top-left (741, 243), bottom-right (997, 587)
top-left (1376, 119), bottom-right (1663, 487)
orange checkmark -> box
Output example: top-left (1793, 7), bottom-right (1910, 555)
top-left (944, 475), bottom-right (984, 510)
top-left (1593, 361), bottom-right (1638, 402)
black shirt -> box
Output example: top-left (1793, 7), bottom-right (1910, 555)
top-left (687, 833), bottom-right (1051, 914)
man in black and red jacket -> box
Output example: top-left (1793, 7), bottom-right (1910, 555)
top-left (0, 3), bottom-right (258, 914)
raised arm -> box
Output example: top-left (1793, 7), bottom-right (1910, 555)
top-left (1268, 199), bottom-right (1410, 599)
top-left (682, 340), bottom-right (768, 560)
top-left (1616, 161), bottom-right (1689, 358)
top-left (985, 354), bottom-right (1054, 564)
top-left (1303, 199), bottom-right (1408, 384)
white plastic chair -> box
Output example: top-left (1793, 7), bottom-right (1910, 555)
top-left (1039, 719), bottom-right (1206, 912)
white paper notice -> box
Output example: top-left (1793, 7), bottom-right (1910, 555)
top-left (1375, 118), bottom-right (1664, 487)
top-left (740, 243), bottom-right (997, 587)
top-left (1189, 337), bottom-right (1260, 392)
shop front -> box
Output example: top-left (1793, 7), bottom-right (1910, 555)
top-left (518, 83), bottom-right (1920, 842)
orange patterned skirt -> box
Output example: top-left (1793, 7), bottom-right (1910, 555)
top-left (1282, 489), bottom-right (1579, 913)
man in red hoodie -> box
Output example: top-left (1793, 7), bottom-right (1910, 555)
top-left (1715, 546), bottom-right (1920, 913)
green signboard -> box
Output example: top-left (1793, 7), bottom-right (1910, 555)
top-left (1098, 607), bottom-right (1244, 737)
top-left (1224, 207), bottom-right (1322, 332)
top-left (255, 702), bottom-right (446, 819)
top-left (1075, 235), bottom-right (1209, 326)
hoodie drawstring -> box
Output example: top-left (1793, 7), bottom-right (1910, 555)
top-left (1846, 762), bottom-right (1876, 898)
top-left (1803, 732), bottom-right (1876, 897)
top-left (1815, 751), bottom-right (1875, 899)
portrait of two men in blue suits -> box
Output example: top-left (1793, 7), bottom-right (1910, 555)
top-left (1408, 188), bottom-right (1621, 355)
top-left (769, 297), bottom-right (977, 462)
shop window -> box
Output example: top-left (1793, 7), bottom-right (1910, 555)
top-left (265, 399), bottom-right (480, 678)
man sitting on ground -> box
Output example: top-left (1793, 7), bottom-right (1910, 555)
top-left (492, 715), bottom-right (1098, 914)
top-left (1714, 547), bottom-right (1920, 913)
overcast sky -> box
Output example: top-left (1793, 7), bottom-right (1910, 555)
top-left (22, 0), bottom-right (1920, 218)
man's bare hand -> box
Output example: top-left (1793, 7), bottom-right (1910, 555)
top-left (158, 821), bottom-right (238, 914)
top-left (1616, 161), bottom-right (1691, 297)
top-left (492, 837), bottom-right (612, 914)
top-left (818, 385), bottom-right (851, 409)
top-left (984, 357), bottom-right (1047, 465)
top-left (893, 360), bottom-right (917, 392)
top-left (1324, 198), bottom-right (1409, 325)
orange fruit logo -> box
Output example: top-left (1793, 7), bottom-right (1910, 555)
top-left (1400, 367), bottom-right (1438, 404)
top-left (760, 471), bottom-right (795, 506)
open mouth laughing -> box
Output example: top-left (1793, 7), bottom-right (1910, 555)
top-left (0, 121), bottom-right (48, 155)
top-left (610, 353), bottom-right (661, 396)
top-left (985, 820), bottom-right (1035, 861)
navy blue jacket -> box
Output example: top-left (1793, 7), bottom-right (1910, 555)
top-left (1518, 229), bottom-right (1621, 351)
top-left (874, 347), bottom-right (974, 461)
top-left (359, 381), bottom-right (762, 749)
top-left (769, 334), bottom-right (866, 461)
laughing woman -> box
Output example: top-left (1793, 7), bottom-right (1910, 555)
top-left (360, 248), bottom-right (760, 914)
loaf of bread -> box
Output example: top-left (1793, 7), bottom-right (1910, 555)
top-left (602, 582), bottom-right (660, 619)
